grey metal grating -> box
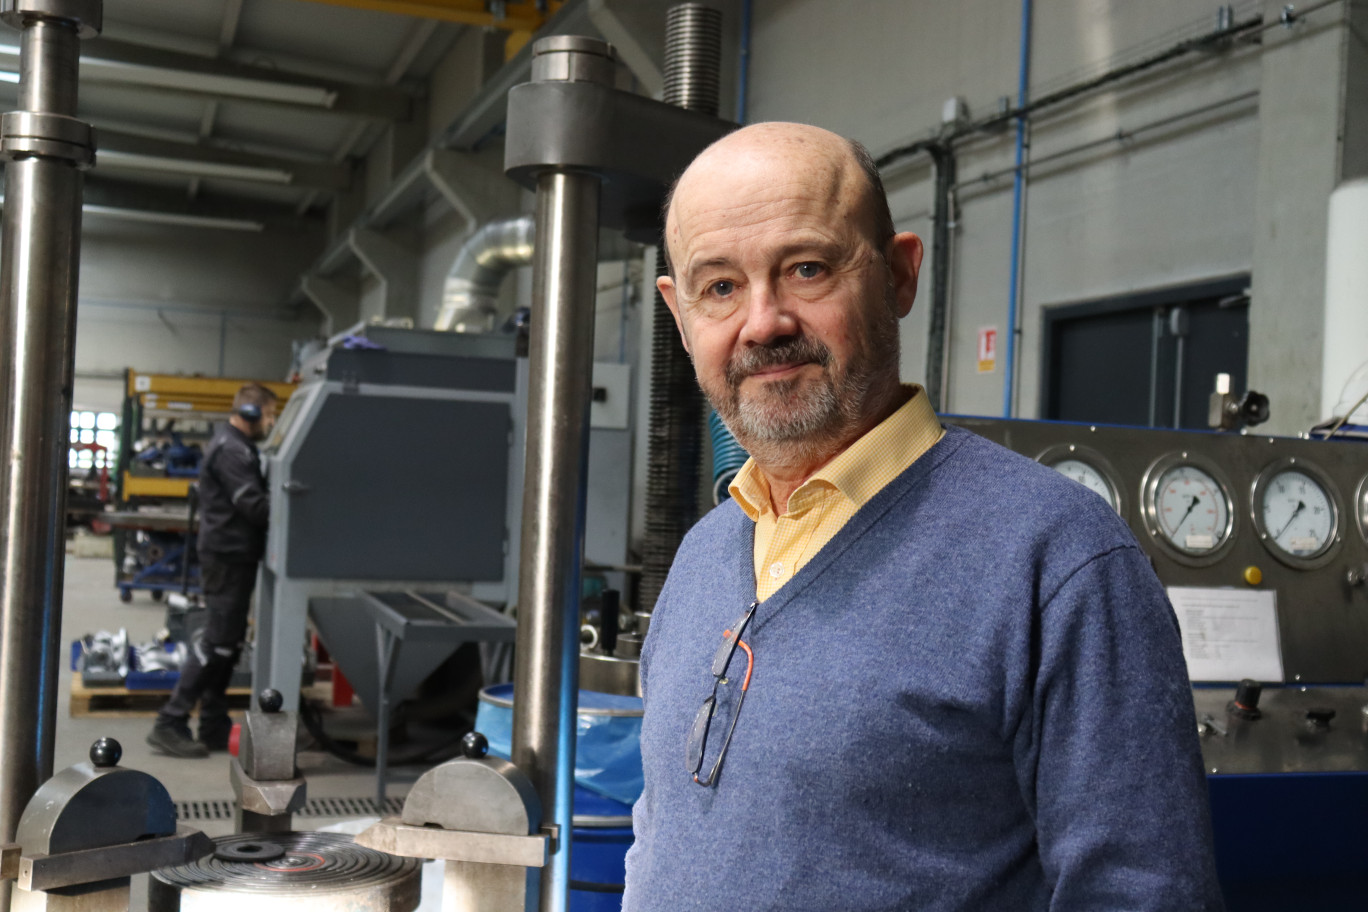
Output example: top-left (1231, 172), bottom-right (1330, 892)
top-left (175, 799), bottom-right (236, 822)
top-left (173, 796), bottom-right (404, 822)
top-left (296, 796), bottom-right (405, 818)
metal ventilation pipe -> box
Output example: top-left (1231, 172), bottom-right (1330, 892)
top-left (433, 215), bottom-right (536, 332)
top-left (0, 1), bottom-right (101, 906)
top-left (432, 215), bottom-right (638, 333)
top-left (640, 3), bottom-right (723, 615)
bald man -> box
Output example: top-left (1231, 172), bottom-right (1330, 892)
top-left (622, 123), bottom-right (1224, 911)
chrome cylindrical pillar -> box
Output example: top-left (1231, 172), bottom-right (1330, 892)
top-left (0, 4), bottom-right (100, 908)
top-left (511, 34), bottom-right (612, 912)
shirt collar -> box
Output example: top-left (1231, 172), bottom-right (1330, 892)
top-left (726, 384), bottom-right (941, 519)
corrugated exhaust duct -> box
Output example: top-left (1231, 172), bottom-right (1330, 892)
top-left (434, 215), bottom-right (536, 332)
top-left (433, 215), bottom-right (639, 333)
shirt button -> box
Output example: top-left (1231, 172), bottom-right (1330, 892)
top-left (769, 561), bottom-right (784, 579)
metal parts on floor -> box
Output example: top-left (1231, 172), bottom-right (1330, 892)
top-left (230, 689), bottom-right (306, 835)
top-left (3, 737), bottom-right (211, 910)
top-left (356, 732), bottom-right (551, 912)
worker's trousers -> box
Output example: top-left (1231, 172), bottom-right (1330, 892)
top-left (157, 555), bottom-right (257, 731)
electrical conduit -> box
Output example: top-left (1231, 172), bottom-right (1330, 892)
top-left (1003, 0), bottom-right (1032, 417)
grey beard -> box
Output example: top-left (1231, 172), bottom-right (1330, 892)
top-left (698, 271), bottom-right (903, 468)
top-left (708, 315), bottom-right (898, 466)
top-left (724, 336), bottom-right (849, 445)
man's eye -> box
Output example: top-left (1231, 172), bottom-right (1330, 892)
top-left (794, 262), bottom-right (824, 279)
top-left (709, 280), bottom-right (735, 297)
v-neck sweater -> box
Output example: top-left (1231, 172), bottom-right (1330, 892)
top-left (622, 426), bottom-right (1224, 912)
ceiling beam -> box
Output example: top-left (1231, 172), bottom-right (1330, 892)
top-left (96, 128), bottom-right (355, 192)
top-left (219, 0), bottom-right (245, 48)
top-left (294, 0), bottom-right (562, 32)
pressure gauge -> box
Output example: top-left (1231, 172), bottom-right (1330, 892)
top-left (1036, 444), bottom-right (1123, 516)
top-left (1142, 454), bottom-right (1235, 565)
top-left (1359, 476), bottom-right (1368, 547)
top-left (1251, 459), bottom-right (1340, 567)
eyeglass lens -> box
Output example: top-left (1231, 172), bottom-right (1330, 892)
top-left (711, 602), bottom-right (757, 676)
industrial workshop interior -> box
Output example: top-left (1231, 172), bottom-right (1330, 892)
top-left (0, 0), bottom-right (1366, 909)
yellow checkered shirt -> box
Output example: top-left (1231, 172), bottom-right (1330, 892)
top-left (729, 385), bottom-right (944, 601)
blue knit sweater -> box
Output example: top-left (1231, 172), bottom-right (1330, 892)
top-left (623, 426), bottom-right (1223, 911)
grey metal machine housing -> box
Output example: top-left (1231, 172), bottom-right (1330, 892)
top-left (254, 325), bottom-right (633, 710)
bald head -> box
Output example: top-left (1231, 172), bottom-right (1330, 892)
top-left (662, 122), bottom-right (894, 277)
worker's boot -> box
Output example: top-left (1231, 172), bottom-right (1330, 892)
top-left (147, 717), bottom-right (209, 758)
top-left (198, 716), bottom-right (233, 752)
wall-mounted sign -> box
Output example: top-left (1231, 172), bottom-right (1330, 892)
top-left (977, 326), bottom-right (997, 374)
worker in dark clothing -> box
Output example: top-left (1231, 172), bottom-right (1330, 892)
top-left (147, 383), bottom-right (278, 758)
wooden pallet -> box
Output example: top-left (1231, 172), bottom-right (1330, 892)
top-left (68, 679), bottom-right (253, 718)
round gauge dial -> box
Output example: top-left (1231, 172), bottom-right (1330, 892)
top-left (1259, 470), bottom-right (1333, 556)
top-left (1151, 464), bottom-right (1232, 555)
top-left (1358, 476), bottom-right (1368, 547)
top-left (1052, 458), bottom-right (1120, 513)
top-left (1253, 462), bottom-right (1339, 566)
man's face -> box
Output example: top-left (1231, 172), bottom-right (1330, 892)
top-left (255, 403), bottom-right (278, 442)
top-left (658, 125), bottom-right (921, 454)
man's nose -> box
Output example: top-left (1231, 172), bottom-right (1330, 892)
top-left (738, 281), bottom-right (797, 346)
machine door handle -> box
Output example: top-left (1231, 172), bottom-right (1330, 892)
top-left (282, 480), bottom-right (311, 495)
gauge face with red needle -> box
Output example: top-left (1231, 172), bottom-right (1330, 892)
top-left (1153, 464), bottom-right (1231, 555)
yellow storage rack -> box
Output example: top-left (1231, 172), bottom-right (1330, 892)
top-left (118, 370), bottom-right (295, 502)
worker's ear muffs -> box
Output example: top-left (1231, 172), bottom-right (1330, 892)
top-left (236, 403), bottom-right (262, 422)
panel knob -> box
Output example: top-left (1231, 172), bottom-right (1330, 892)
top-left (1228, 679), bottom-right (1262, 720)
top-left (1305, 707), bottom-right (1336, 729)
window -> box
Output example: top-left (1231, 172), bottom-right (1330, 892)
top-left (69, 410), bottom-right (119, 472)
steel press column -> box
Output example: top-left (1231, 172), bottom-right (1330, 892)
top-left (0, 3), bottom-right (100, 908)
top-left (640, 3), bottom-right (722, 615)
top-left (510, 35), bottom-right (612, 912)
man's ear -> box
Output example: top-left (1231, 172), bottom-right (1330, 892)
top-left (887, 232), bottom-right (924, 318)
top-left (657, 275), bottom-right (691, 355)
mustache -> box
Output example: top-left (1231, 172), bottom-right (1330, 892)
top-left (725, 336), bottom-right (832, 388)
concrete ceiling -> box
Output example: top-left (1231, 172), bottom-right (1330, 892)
top-left (0, 1), bottom-right (562, 228)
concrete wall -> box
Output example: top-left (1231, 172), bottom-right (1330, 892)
top-left (748, 0), bottom-right (1272, 420)
top-left (73, 214), bottom-right (324, 412)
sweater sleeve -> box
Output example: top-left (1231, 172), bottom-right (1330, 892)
top-left (1025, 545), bottom-right (1225, 912)
top-left (213, 440), bottom-right (270, 529)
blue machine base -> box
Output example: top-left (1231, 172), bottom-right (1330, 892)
top-left (1209, 772), bottom-right (1368, 911)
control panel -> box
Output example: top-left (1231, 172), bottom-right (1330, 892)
top-left (946, 417), bottom-right (1368, 684)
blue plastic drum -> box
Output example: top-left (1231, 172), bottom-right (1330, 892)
top-left (475, 684), bottom-right (642, 910)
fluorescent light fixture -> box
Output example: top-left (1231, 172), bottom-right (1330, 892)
top-left (0, 43), bottom-right (336, 106)
top-left (81, 59), bottom-right (337, 108)
top-left (0, 196), bottom-right (266, 232)
top-left (96, 150), bottom-right (294, 184)
top-left (0, 71), bottom-right (17, 84)
top-left (82, 204), bottom-right (265, 232)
